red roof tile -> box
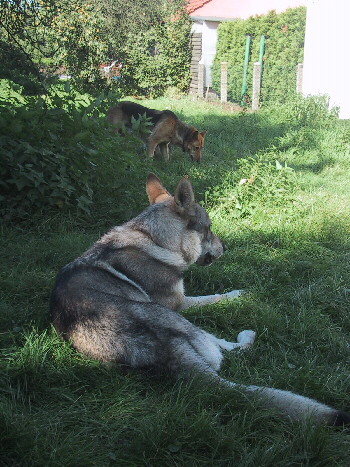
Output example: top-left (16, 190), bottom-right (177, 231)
top-left (186, 0), bottom-right (212, 14)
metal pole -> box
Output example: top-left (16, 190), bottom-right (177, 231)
top-left (258, 35), bottom-right (265, 67)
top-left (241, 34), bottom-right (251, 106)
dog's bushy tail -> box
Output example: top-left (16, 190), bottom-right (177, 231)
top-left (219, 378), bottom-right (350, 426)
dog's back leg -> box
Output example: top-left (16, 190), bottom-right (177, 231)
top-left (210, 330), bottom-right (256, 351)
top-left (165, 326), bottom-right (349, 426)
top-left (170, 337), bottom-right (350, 426)
top-left (106, 105), bottom-right (130, 133)
top-left (68, 300), bottom-right (350, 426)
top-left (169, 337), bottom-right (221, 378)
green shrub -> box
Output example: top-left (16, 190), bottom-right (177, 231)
top-left (0, 0), bottom-right (108, 94)
top-left (0, 80), bottom-right (158, 223)
top-left (0, 81), bottom-right (120, 221)
top-left (270, 94), bottom-right (339, 128)
top-left (0, 82), bottom-right (92, 220)
top-left (0, 41), bottom-right (44, 95)
top-left (267, 95), bottom-right (339, 155)
top-left (121, 7), bottom-right (191, 97)
top-left (212, 7), bottom-right (306, 105)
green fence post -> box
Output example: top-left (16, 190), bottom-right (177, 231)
top-left (258, 35), bottom-right (265, 67)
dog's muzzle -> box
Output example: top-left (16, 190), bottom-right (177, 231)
top-left (196, 252), bottom-right (214, 266)
top-left (190, 154), bottom-right (201, 163)
top-left (196, 239), bottom-right (225, 266)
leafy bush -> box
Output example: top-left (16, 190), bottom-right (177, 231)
top-left (0, 0), bottom-right (108, 94)
top-left (212, 7), bottom-right (306, 105)
top-left (0, 41), bottom-right (44, 95)
top-left (0, 80), bottom-right (118, 221)
top-left (271, 94), bottom-right (339, 128)
top-left (0, 80), bottom-right (160, 223)
top-left (121, 6), bottom-right (191, 97)
top-left (268, 95), bottom-right (339, 154)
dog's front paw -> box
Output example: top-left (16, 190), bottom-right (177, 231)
top-left (225, 289), bottom-right (245, 299)
top-left (237, 330), bottom-right (256, 349)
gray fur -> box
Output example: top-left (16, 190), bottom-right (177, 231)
top-left (50, 174), bottom-right (350, 427)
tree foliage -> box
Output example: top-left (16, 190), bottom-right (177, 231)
top-left (0, 0), bottom-right (191, 95)
top-left (97, 0), bottom-right (192, 96)
top-left (0, 0), bottom-right (107, 91)
top-left (122, 6), bottom-right (191, 96)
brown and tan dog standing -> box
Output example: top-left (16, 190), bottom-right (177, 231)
top-left (107, 101), bottom-right (206, 162)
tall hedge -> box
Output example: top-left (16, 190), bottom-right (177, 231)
top-left (211, 7), bottom-right (306, 105)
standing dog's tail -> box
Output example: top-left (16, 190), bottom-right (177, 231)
top-left (218, 378), bottom-right (350, 427)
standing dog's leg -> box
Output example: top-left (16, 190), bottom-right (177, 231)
top-left (159, 142), bottom-right (170, 162)
top-left (179, 290), bottom-right (244, 310)
top-left (147, 137), bottom-right (158, 158)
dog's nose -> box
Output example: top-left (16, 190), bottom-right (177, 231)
top-left (222, 242), bottom-right (227, 252)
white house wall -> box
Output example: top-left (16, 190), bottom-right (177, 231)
top-left (190, 21), bottom-right (203, 34)
top-left (302, 0), bottom-right (350, 118)
top-left (191, 20), bottom-right (219, 87)
top-left (201, 21), bottom-right (219, 86)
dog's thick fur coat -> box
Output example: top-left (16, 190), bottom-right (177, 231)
top-left (106, 101), bottom-right (206, 162)
top-left (50, 174), bottom-right (350, 426)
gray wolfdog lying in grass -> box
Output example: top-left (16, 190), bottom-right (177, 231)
top-left (50, 174), bottom-right (350, 426)
top-left (106, 101), bottom-right (206, 162)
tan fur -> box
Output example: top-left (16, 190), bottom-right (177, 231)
top-left (107, 101), bottom-right (206, 162)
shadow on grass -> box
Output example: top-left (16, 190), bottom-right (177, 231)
top-left (1, 218), bottom-right (350, 465)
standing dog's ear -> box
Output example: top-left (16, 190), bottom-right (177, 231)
top-left (146, 173), bottom-right (171, 204)
top-left (174, 176), bottom-right (195, 214)
top-left (190, 130), bottom-right (199, 140)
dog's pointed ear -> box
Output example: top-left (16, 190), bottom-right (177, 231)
top-left (190, 130), bottom-right (199, 140)
top-left (174, 176), bottom-right (195, 214)
top-left (146, 173), bottom-right (171, 204)
top-left (200, 130), bottom-right (207, 138)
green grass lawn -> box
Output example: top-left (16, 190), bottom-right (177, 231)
top-left (1, 95), bottom-right (350, 466)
